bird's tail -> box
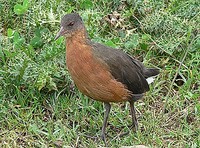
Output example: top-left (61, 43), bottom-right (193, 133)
top-left (144, 68), bottom-right (160, 84)
top-left (144, 68), bottom-right (159, 78)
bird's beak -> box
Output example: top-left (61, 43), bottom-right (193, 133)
top-left (55, 26), bottom-right (65, 40)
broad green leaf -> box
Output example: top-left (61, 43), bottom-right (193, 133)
top-left (55, 37), bottom-right (64, 44)
top-left (14, 4), bottom-right (26, 15)
top-left (23, 0), bottom-right (29, 8)
top-left (36, 74), bottom-right (47, 91)
top-left (48, 77), bottom-right (57, 91)
top-left (124, 34), bottom-right (139, 49)
top-left (14, 0), bottom-right (29, 15)
top-left (13, 32), bottom-right (20, 42)
top-left (3, 49), bottom-right (18, 59)
top-left (140, 43), bottom-right (148, 50)
top-left (34, 28), bottom-right (42, 37)
top-left (142, 34), bottom-right (151, 42)
top-left (80, 0), bottom-right (93, 9)
top-left (13, 32), bottom-right (25, 48)
top-left (30, 36), bottom-right (43, 48)
top-left (104, 40), bottom-right (117, 48)
top-left (7, 28), bottom-right (13, 37)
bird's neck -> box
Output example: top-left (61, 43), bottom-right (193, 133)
top-left (66, 28), bottom-right (92, 59)
top-left (66, 28), bottom-right (89, 44)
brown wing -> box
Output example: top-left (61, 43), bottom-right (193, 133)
top-left (91, 42), bottom-right (150, 95)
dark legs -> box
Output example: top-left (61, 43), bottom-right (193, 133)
top-left (101, 102), bottom-right (111, 146)
top-left (129, 101), bottom-right (138, 131)
top-left (100, 101), bottom-right (138, 146)
top-left (119, 101), bottom-right (138, 137)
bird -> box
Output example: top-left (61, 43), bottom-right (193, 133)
top-left (55, 13), bottom-right (159, 145)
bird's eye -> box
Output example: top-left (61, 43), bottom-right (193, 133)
top-left (68, 22), bottom-right (74, 26)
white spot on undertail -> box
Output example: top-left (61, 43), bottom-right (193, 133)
top-left (146, 76), bottom-right (156, 84)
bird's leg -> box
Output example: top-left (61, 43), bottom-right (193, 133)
top-left (101, 102), bottom-right (111, 146)
top-left (129, 100), bottom-right (138, 131)
top-left (118, 101), bottom-right (138, 137)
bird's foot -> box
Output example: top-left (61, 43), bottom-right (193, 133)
top-left (118, 123), bottom-right (138, 137)
top-left (130, 123), bottom-right (138, 132)
top-left (119, 131), bottom-right (130, 137)
top-left (101, 133), bottom-right (108, 147)
top-left (84, 134), bottom-right (98, 140)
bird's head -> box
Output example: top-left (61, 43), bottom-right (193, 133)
top-left (55, 13), bottom-right (84, 40)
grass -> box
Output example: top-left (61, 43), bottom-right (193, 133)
top-left (0, 0), bottom-right (200, 147)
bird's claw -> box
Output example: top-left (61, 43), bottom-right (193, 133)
top-left (101, 133), bottom-right (107, 147)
